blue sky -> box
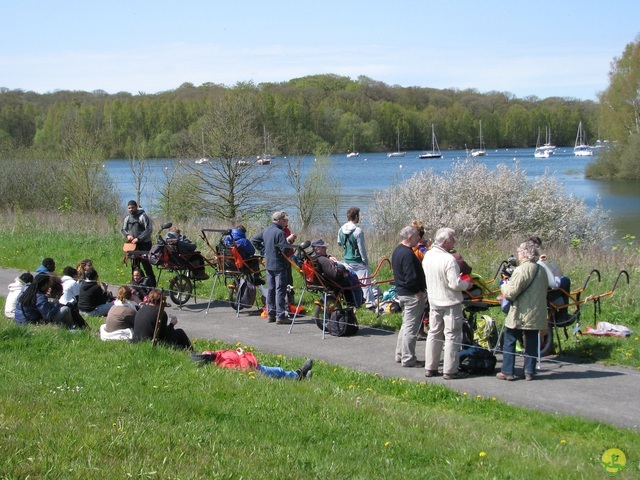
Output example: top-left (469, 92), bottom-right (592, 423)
top-left (2, 0), bottom-right (638, 100)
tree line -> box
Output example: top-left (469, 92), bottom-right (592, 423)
top-left (0, 75), bottom-right (600, 160)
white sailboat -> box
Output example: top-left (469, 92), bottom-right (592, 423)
top-left (574, 121), bottom-right (593, 157)
top-left (195, 127), bottom-right (209, 164)
top-left (471, 120), bottom-right (486, 157)
top-left (387, 127), bottom-right (405, 157)
top-left (418, 124), bottom-right (442, 159)
top-left (534, 127), bottom-right (550, 158)
top-left (257, 125), bottom-right (274, 165)
top-left (542, 125), bottom-right (556, 154)
top-left (346, 134), bottom-right (359, 158)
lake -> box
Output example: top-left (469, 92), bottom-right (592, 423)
top-left (105, 148), bottom-right (640, 242)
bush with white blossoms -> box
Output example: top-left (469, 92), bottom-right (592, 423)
top-left (370, 160), bottom-right (610, 247)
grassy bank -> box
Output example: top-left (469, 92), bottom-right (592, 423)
top-left (0, 310), bottom-right (638, 479)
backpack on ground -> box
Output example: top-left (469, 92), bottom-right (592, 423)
top-left (474, 314), bottom-right (499, 349)
top-left (458, 347), bottom-right (497, 375)
top-left (233, 277), bottom-right (256, 310)
top-left (326, 307), bottom-right (359, 337)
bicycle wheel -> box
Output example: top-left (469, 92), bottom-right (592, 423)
top-left (169, 274), bottom-right (192, 305)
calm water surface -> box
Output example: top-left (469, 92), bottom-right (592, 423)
top-left (105, 148), bottom-right (640, 241)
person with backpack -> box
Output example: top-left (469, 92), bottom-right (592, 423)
top-left (337, 207), bottom-right (374, 309)
top-left (392, 226), bottom-right (427, 368)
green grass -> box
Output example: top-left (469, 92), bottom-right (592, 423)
top-left (1, 215), bottom-right (640, 477)
top-left (0, 312), bottom-right (638, 479)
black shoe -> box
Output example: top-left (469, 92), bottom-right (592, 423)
top-left (276, 317), bottom-right (292, 325)
top-left (190, 353), bottom-right (215, 365)
top-left (296, 359), bottom-right (313, 380)
top-left (268, 315), bottom-right (276, 323)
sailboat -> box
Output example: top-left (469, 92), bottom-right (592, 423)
top-left (387, 127), bottom-right (405, 157)
top-left (195, 127), bottom-right (209, 164)
top-left (346, 134), bottom-right (359, 158)
top-left (257, 125), bottom-right (274, 165)
top-left (574, 121), bottom-right (593, 157)
top-left (542, 125), bottom-right (556, 154)
top-left (534, 127), bottom-right (550, 158)
top-left (418, 124), bottom-right (442, 159)
top-left (471, 120), bottom-right (486, 157)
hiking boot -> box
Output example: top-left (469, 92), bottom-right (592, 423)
top-left (424, 370), bottom-right (441, 377)
top-left (443, 371), bottom-right (469, 380)
top-left (296, 359), bottom-right (313, 380)
top-left (267, 315), bottom-right (276, 323)
top-left (276, 317), bottom-right (292, 325)
top-left (524, 373), bottom-right (534, 381)
top-left (496, 372), bottom-right (516, 381)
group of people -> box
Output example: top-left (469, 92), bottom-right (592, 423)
top-left (392, 225), bottom-right (551, 381)
top-left (246, 207), bottom-right (376, 325)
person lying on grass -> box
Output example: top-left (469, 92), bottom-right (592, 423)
top-left (191, 348), bottom-right (313, 380)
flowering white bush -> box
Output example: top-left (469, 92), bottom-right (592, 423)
top-left (370, 160), bottom-right (610, 247)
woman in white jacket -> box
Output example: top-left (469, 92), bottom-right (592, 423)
top-left (4, 272), bottom-right (33, 318)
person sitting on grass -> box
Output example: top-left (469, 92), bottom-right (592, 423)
top-left (132, 289), bottom-right (192, 350)
top-left (104, 286), bottom-right (137, 333)
top-left (4, 272), bottom-right (33, 319)
top-left (35, 257), bottom-right (56, 278)
top-left (14, 275), bottom-right (75, 328)
top-left (76, 258), bottom-right (93, 280)
top-left (78, 267), bottom-right (114, 317)
top-left (191, 348), bottom-right (313, 380)
top-left (59, 266), bottom-right (80, 306)
top-left (129, 267), bottom-right (152, 303)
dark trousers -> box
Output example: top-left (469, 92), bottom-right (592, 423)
top-left (134, 241), bottom-right (157, 287)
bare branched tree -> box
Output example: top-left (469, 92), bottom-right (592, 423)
top-left (61, 121), bottom-right (118, 213)
top-left (182, 94), bottom-right (270, 223)
top-left (285, 151), bottom-right (342, 234)
top-left (127, 138), bottom-right (150, 207)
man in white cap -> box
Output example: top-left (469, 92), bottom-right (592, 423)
top-left (251, 211), bottom-right (295, 324)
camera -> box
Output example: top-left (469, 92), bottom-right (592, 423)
top-left (502, 255), bottom-right (518, 279)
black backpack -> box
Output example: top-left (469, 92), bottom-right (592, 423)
top-left (458, 347), bottom-right (497, 375)
top-left (326, 307), bottom-right (359, 337)
top-left (233, 278), bottom-right (256, 310)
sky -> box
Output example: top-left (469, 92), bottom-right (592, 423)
top-left (2, 0), bottom-right (639, 101)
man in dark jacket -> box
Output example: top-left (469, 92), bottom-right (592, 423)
top-left (121, 200), bottom-right (156, 287)
top-left (251, 211), bottom-right (294, 324)
top-left (392, 225), bottom-right (427, 368)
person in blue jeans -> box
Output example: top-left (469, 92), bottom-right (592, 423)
top-left (191, 348), bottom-right (313, 380)
top-left (497, 241), bottom-right (548, 381)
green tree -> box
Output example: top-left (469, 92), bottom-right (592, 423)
top-left (587, 36), bottom-right (640, 179)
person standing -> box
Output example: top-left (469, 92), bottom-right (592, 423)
top-left (497, 241), bottom-right (548, 381)
top-left (251, 211), bottom-right (294, 325)
top-left (337, 207), bottom-right (374, 309)
top-left (121, 200), bottom-right (156, 287)
top-left (423, 227), bottom-right (471, 380)
top-left (392, 226), bottom-right (427, 368)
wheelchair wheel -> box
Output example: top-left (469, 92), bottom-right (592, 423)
top-left (539, 328), bottom-right (554, 357)
top-left (169, 274), bottom-right (192, 305)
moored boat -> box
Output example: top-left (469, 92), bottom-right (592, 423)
top-left (418, 123), bottom-right (442, 159)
